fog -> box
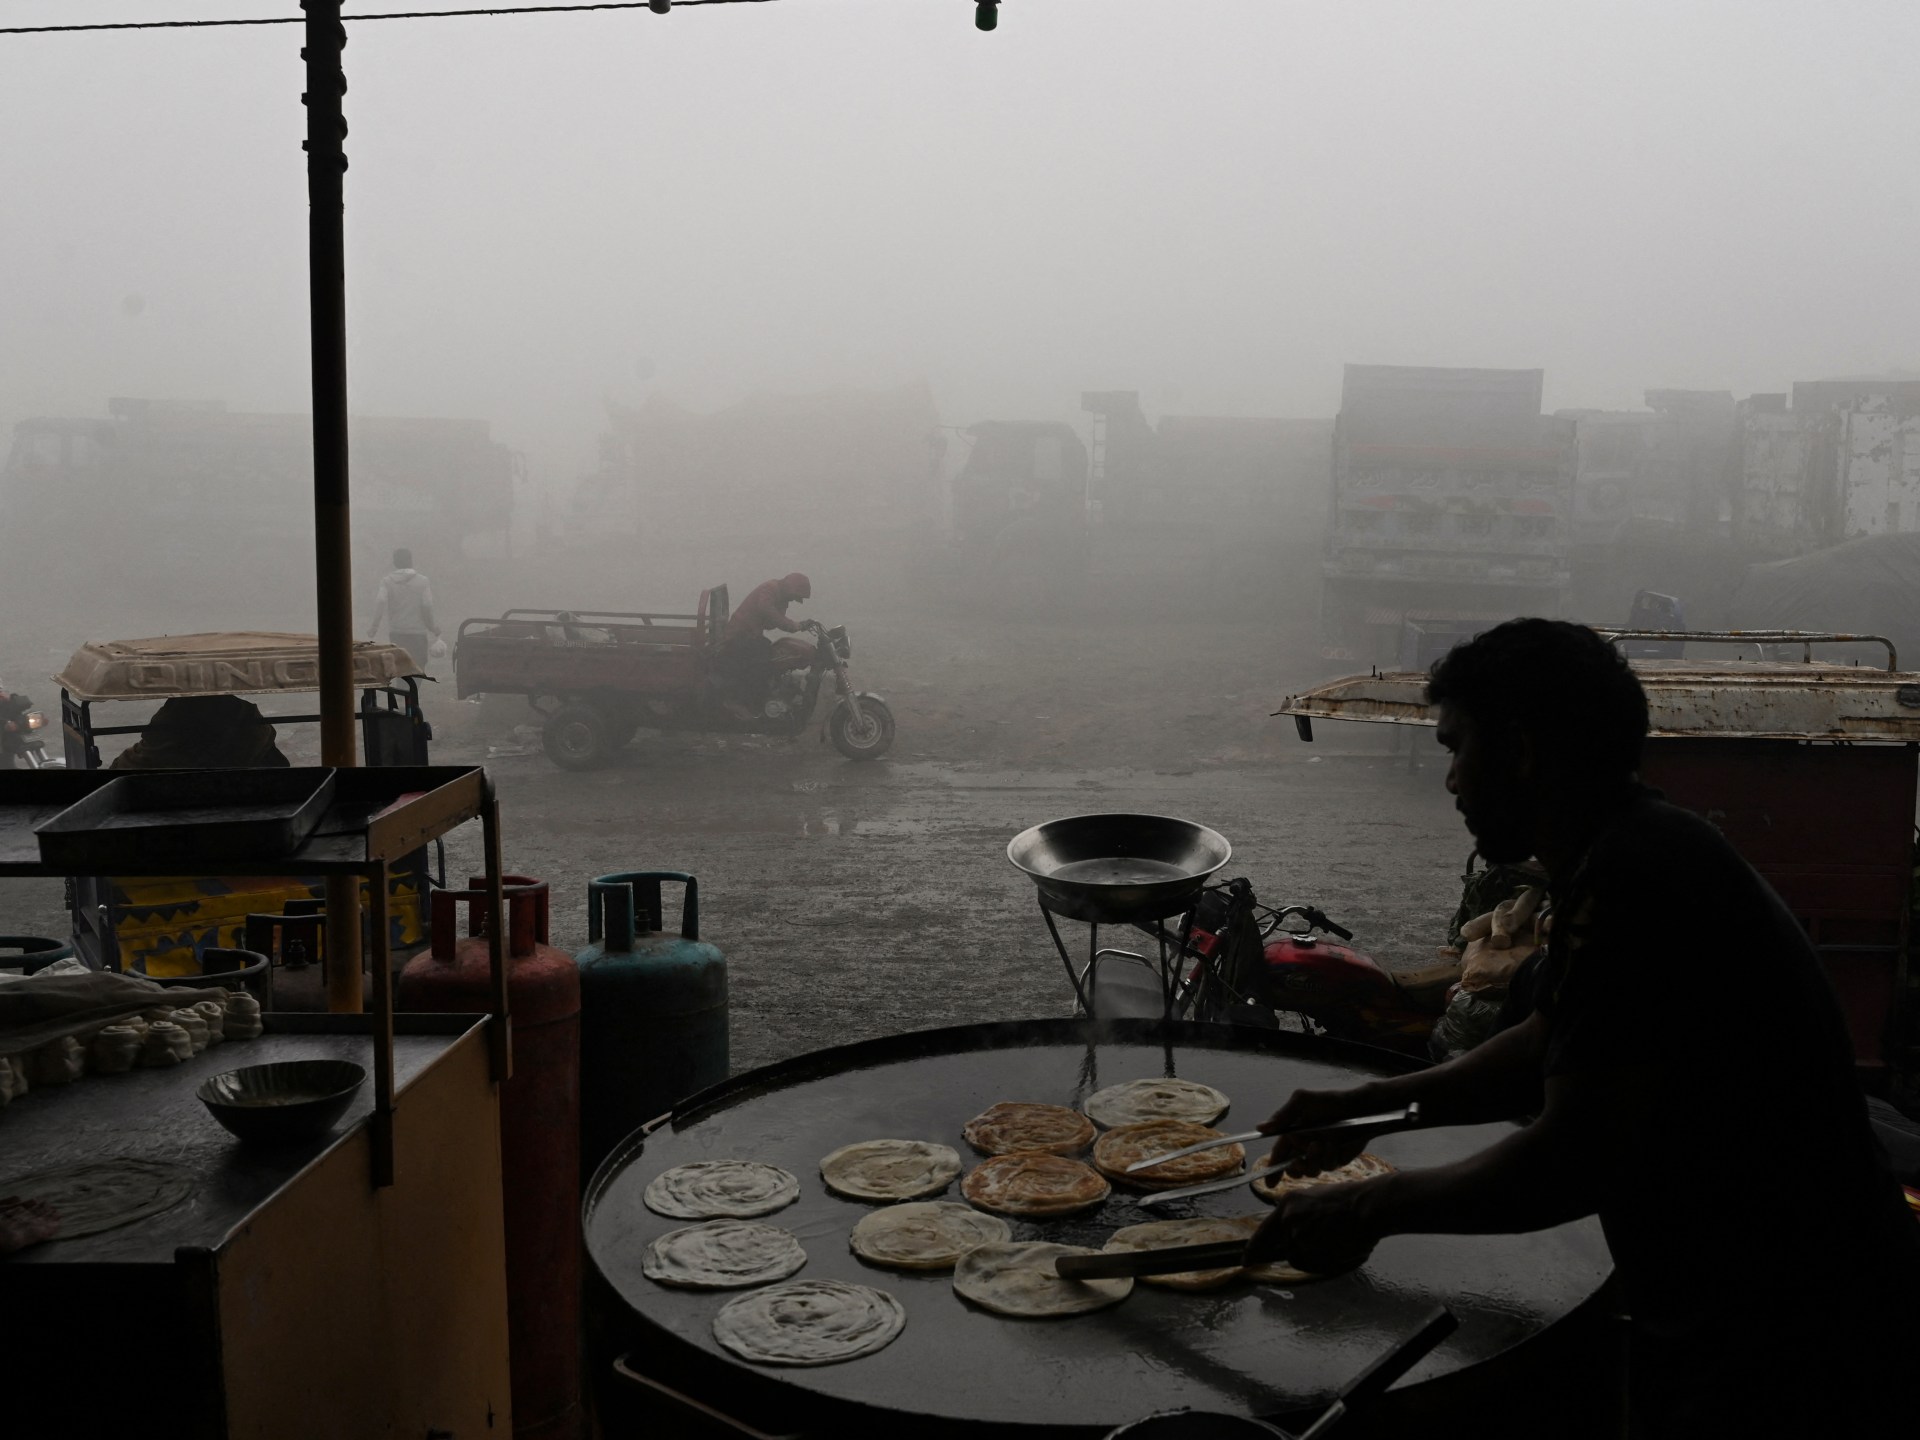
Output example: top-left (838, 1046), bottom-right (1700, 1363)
top-left (5, 0), bottom-right (1917, 490)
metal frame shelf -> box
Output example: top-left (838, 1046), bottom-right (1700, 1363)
top-left (0, 764), bottom-right (510, 1187)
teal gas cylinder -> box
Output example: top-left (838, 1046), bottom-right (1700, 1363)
top-left (576, 871), bottom-right (728, 1179)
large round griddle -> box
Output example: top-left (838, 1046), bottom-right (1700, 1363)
top-left (584, 1020), bottom-right (1611, 1438)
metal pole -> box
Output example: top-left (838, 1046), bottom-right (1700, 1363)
top-left (304, 0), bottom-right (364, 1012)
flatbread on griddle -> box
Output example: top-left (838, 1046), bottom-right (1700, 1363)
top-left (644, 1160), bottom-right (801, 1219)
top-left (641, 1219), bottom-right (807, 1290)
top-left (960, 1153), bottom-right (1110, 1218)
top-left (1082, 1077), bottom-right (1229, 1129)
top-left (1251, 1151), bottom-right (1395, 1203)
top-left (962, 1101), bottom-right (1096, 1156)
top-left (1092, 1120), bottom-right (1245, 1190)
top-left (1103, 1216), bottom-right (1254, 1291)
top-left (849, 1201), bottom-right (1011, 1271)
top-left (953, 1240), bottom-right (1132, 1316)
top-left (712, 1279), bottom-right (906, 1367)
top-left (820, 1139), bottom-right (962, 1201)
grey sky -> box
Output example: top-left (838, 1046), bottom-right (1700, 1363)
top-left (3, 0), bottom-right (1916, 483)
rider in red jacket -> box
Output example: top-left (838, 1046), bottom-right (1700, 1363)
top-left (715, 573), bottom-right (812, 715)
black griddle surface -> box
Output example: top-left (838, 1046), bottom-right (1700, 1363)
top-left (584, 1020), bottom-right (1611, 1435)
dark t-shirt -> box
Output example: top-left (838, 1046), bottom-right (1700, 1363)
top-left (1536, 789), bottom-right (1919, 1432)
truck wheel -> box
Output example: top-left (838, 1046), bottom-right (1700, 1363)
top-left (829, 697), bottom-right (895, 761)
top-left (543, 703), bottom-right (611, 770)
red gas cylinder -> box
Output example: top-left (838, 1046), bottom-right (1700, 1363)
top-left (399, 876), bottom-right (581, 1440)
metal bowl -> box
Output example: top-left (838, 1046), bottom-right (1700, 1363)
top-left (1008, 813), bottom-right (1231, 923)
top-left (197, 1059), bottom-right (366, 1145)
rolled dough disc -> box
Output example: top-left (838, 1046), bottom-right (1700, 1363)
top-left (962, 1101), bottom-right (1096, 1156)
top-left (952, 1241), bottom-right (1132, 1317)
top-left (849, 1201), bottom-right (1011, 1271)
top-left (644, 1160), bottom-right (801, 1219)
top-left (1092, 1120), bottom-right (1245, 1190)
top-left (819, 1139), bottom-right (962, 1201)
top-left (640, 1219), bottom-right (807, 1289)
top-left (1082, 1077), bottom-right (1229, 1129)
top-left (1103, 1216), bottom-right (1256, 1291)
top-left (712, 1279), bottom-right (906, 1367)
top-left (0, 1159), bottom-right (192, 1240)
top-left (960, 1153), bottom-right (1110, 1217)
top-left (1251, 1151), bottom-right (1395, 1204)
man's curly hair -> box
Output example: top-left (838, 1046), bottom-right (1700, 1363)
top-left (1426, 618), bottom-right (1650, 779)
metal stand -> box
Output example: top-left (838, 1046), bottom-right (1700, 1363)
top-left (1037, 897), bottom-right (1195, 1027)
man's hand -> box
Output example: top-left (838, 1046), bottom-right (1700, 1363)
top-left (1245, 1177), bottom-right (1387, 1273)
top-left (1259, 1085), bottom-right (1383, 1177)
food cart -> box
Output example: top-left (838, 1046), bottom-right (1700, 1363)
top-left (1278, 630), bottom-right (1920, 1085)
top-left (52, 633), bottom-right (435, 974)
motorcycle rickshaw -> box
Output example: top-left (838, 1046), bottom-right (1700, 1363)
top-left (53, 632), bottom-right (435, 974)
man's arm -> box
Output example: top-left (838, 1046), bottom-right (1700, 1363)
top-left (1262, 1011), bottom-right (1549, 1174)
top-left (1248, 1067), bottom-right (1603, 1269)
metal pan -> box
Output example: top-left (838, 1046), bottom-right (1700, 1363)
top-left (1008, 813), bottom-right (1231, 923)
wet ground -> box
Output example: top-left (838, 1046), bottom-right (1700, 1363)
top-left (0, 566), bottom-right (1472, 1073)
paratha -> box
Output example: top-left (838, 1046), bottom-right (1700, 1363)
top-left (960, 1153), bottom-right (1110, 1217)
top-left (644, 1160), bottom-right (801, 1219)
top-left (1251, 1151), bottom-right (1395, 1203)
top-left (1082, 1077), bottom-right (1229, 1129)
top-left (819, 1139), bottom-right (962, 1201)
top-left (952, 1241), bottom-right (1132, 1317)
top-left (1103, 1216), bottom-right (1255, 1291)
top-left (962, 1101), bottom-right (1096, 1157)
top-left (0, 1159), bottom-right (192, 1240)
top-left (713, 1279), bottom-right (906, 1367)
top-left (849, 1201), bottom-right (1011, 1271)
top-left (1092, 1120), bottom-right (1245, 1190)
top-left (641, 1219), bottom-right (807, 1289)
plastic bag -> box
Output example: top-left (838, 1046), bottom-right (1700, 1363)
top-left (1428, 984), bottom-right (1512, 1062)
top-left (429, 636), bottom-right (449, 659)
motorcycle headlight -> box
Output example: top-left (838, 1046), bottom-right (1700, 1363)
top-left (828, 626), bottom-right (851, 659)
top-left (25, 711), bottom-right (46, 731)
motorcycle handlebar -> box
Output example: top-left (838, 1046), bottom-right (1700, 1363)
top-left (1307, 907), bottom-right (1354, 941)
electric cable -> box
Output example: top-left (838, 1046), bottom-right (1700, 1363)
top-left (0, 1), bottom-right (787, 37)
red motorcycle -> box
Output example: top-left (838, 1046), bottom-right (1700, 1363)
top-left (1079, 878), bottom-right (1453, 1057)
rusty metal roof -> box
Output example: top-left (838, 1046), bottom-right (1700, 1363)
top-left (55, 633), bottom-right (420, 702)
top-left (1278, 660), bottom-right (1920, 742)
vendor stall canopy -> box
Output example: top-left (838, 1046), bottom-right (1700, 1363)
top-left (55, 634), bottom-right (420, 703)
top-left (1279, 631), bottom-right (1920, 743)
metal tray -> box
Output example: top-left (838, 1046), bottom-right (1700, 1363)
top-left (34, 767), bottom-right (338, 871)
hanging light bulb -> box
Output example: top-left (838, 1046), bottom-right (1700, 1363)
top-left (649, 0), bottom-right (671, 12)
top-left (976, 2), bottom-right (998, 31)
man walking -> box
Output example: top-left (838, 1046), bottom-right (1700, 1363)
top-left (366, 548), bottom-right (439, 670)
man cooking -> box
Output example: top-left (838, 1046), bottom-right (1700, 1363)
top-left (1248, 618), bottom-right (1919, 1434)
top-left (714, 572), bottom-right (813, 716)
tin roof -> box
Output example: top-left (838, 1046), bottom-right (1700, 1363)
top-left (1278, 659), bottom-right (1920, 742)
top-left (55, 633), bottom-right (420, 702)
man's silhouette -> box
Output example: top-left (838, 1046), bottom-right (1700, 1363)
top-left (1249, 618), bottom-right (1919, 1434)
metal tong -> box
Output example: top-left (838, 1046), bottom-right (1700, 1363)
top-left (1133, 1102), bottom-right (1422, 1206)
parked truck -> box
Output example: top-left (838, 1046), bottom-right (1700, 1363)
top-left (1320, 364), bottom-right (1575, 662)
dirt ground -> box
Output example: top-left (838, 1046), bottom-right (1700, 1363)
top-left (0, 535), bottom-right (1473, 1073)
